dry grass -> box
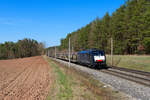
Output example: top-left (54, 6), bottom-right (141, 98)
top-left (106, 55), bottom-right (150, 72)
top-left (45, 57), bottom-right (72, 100)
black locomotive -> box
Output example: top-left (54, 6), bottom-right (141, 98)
top-left (77, 49), bottom-right (106, 68)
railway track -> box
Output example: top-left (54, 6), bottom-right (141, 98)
top-left (52, 57), bottom-right (150, 87)
top-left (100, 66), bottom-right (150, 87)
top-left (101, 69), bottom-right (150, 87)
top-left (110, 66), bottom-right (150, 77)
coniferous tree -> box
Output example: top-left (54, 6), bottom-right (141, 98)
top-left (59, 0), bottom-right (150, 54)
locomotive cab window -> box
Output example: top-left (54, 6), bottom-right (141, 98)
top-left (93, 51), bottom-right (104, 56)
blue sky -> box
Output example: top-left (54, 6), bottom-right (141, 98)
top-left (0, 0), bottom-right (125, 47)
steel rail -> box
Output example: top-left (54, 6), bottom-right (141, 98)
top-left (110, 66), bottom-right (150, 77)
top-left (101, 69), bottom-right (150, 87)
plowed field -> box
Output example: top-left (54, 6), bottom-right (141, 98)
top-left (0, 56), bottom-right (52, 100)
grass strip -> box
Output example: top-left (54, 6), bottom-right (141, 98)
top-left (46, 57), bottom-right (72, 100)
top-left (106, 55), bottom-right (150, 72)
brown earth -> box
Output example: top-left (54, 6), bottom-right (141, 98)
top-left (0, 56), bottom-right (52, 100)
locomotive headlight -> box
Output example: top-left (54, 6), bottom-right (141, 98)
top-left (94, 56), bottom-right (105, 62)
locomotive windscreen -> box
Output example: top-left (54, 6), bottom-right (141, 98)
top-left (92, 51), bottom-right (104, 56)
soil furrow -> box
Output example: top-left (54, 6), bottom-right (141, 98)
top-left (0, 56), bottom-right (52, 100)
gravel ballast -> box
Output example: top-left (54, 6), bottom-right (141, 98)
top-left (53, 58), bottom-right (150, 100)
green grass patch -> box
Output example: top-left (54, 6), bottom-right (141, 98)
top-left (46, 58), bottom-right (72, 100)
top-left (106, 55), bottom-right (150, 72)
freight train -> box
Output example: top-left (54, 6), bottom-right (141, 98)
top-left (48, 49), bottom-right (106, 68)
